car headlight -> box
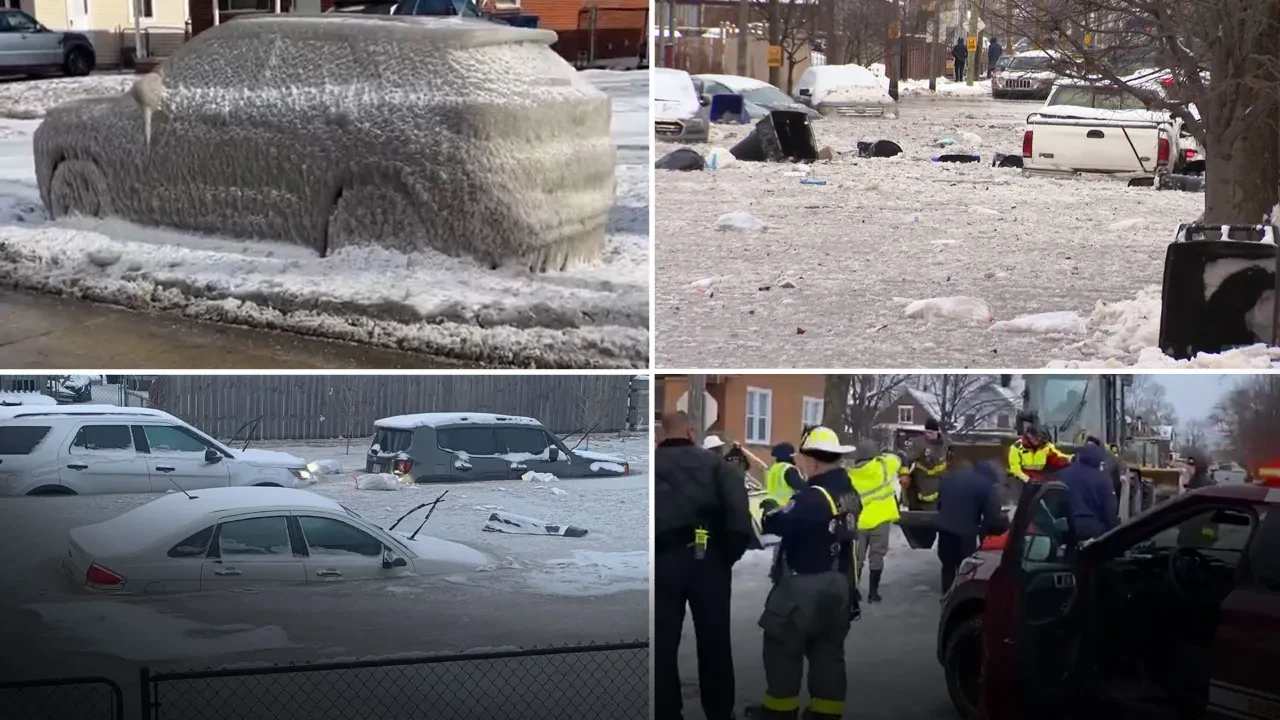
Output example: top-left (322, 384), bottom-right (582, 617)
top-left (290, 468), bottom-right (312, 481)
top-left (685, 117), bottom-right (707, 130)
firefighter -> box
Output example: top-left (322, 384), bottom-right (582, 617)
top-left (746, 426), bottom-right (861, 720)
top-left (1007, 415), bottom-right (1071, 486)
top-left (847, 438), bottom-right (901, 603)
top-left (899, 419), bottom-right (950, 548)
top-left (765, 442), bottom-right (804, 505)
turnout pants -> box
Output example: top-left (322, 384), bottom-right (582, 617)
top-left (937, 530), bottom-right (978, 595)
top-left (655, 544), bottom-right (736, 720)
top-left (855, 523), bottom-right (891, 581)
top-left (758, 570), bottom-right (851, 720)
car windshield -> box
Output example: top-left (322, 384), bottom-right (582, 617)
top-left (742, 85), bottom-right (793, 105)
top-left (1008, 56), bottom-right (1052, 71)
top-left (1048, 86), bottom-right (1148, 111)
top-left (994, 56), bottom-right (1012, 69)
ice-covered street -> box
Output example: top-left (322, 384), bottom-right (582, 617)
top-left (0, 70), bottom-right (650, 369)
top-left (0, 433), bottom-right (649, 714)
top-left (655, 97), bottom-right (1280, 369)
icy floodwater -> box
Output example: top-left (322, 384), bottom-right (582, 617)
top-left (0, 71), bottom-right (650, 368)
top-left (655, 98), bottom-right (1280, 369)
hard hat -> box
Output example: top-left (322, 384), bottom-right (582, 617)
top-left (703, 435), bottom-right (726, 450)
top-left (851, 438), bottom-right (881, 463)
top-left (799, 426), bottom-right (855, 455)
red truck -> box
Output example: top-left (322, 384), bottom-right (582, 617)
top-left (937, 482), bottom-right (1280, 720)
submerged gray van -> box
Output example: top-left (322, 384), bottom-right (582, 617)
top-left (366, 412), bottom-right (630, 482)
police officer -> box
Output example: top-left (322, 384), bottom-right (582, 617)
top-left (747, 426), bottom-right (861, 720)
top-left (847, 438), bottom-right (902, 603)
top-left (655, 412), bottom-right (755, 720)
top-left (764, 442), bottom-right (804, 505)
top-left (899, 419), bottom-right (950, 548)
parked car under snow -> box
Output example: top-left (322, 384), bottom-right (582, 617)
top-left (366, 412), bottom-right (630, 482)
top-left (32, 15), bottom-right (615, 272)
top-left (64, 487), bottom-right (489, 593)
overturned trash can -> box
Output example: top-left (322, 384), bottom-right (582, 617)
top-left (709, 93), bottom-right (749, 124)
top-left (730, 109), bottom-right (819, 163)
top-left (1158, 223), bottom-right (1279, 358)
top-left (897, 510), bottom-right (938, 550)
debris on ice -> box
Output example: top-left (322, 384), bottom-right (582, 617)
top-left (714, 211), bottom-right (766, 232)
top-left (990, 311), bottom-right (1087, 335)
top-left (355, 473), bottom-right (400, 491)
top-left (1108, 217), bottom-right (1150, 231)
top-left (902, 296), bottom-right (993, 324)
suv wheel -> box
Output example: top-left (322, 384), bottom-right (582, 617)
top-left (944, 614), bottom-right (984, 720)
top-left (49, 159), bottom-right (111, 219)
top-left (27, 486), bottom-right (76, 496)
top-left (64, 46), bottom-right (94, 77)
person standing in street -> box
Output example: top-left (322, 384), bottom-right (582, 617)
top-left (746, 427), bottom-right (861, 720)
top-left (952, 38), bottom-right (968, 81)
top-left (899, 419), bottom-right (950, 548)
top-left (846, 439), bottom-right (902, 603)
top-left (1056, 443), bottom-right (1120, 541)
top-left (936, 461), bottom-right (1009, 594)
top-left (1007, 415), bottom-right (1071, 487)
top-left (987, 38), bottom-right (1003, 78)
top-left (655, 412), bottom-right (755, 720)
top-left (764, 443), bottom-right (803, 505)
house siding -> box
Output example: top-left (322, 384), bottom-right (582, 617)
top-left (32, 0), bottom-right (69, 30)
top-left (32, 0), bottom-right (188, 66)
top-left (660, 375), bottom-right (827, 456)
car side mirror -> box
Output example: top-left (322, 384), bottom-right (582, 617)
top-left (698, 94), bottom-right (710, 107)
top-left (204, 448), bottom-right (222, 463)
top-left (549, 447), bottom-right (560, 462)
top-left (382, 550), bottom-right (408, 569)
top-left (798, 88), bottom-right (812, 96)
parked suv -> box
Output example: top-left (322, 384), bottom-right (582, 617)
top-left (0, 405), bottom-right (309, 496)
top-left (937, 481), bottom-right (1279, 720)
top-left (0, 9), bottom-right (95, 77)
top-left (366, 412), bottom-right (630, 482)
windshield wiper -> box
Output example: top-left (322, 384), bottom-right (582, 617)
top-left (386, 491), bottom-right (451, 539)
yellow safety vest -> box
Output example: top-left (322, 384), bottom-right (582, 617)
top-left (848, 455), bottom-right (902, 531)
top-left (765, 462), bottom-right (797, 504)
top-left (1008, 441), bottom-right (1070, 481)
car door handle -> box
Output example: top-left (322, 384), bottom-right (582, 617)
top-left (156, 467), bottom-right (176, 473)
top-left (66, 464), bottom-right (88, 470)
top-left (214, 569), bottom-right (242, 576)
top-left (316, 569), bottom-right (343, 578)
top-left (1087, 130), bottom-right (1105, 139)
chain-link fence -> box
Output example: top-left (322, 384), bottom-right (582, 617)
top-left (0, 676), bottom-right (124, 720)
top-left (142, 641), bottom-right (648, 720)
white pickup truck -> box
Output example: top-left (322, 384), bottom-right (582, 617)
top-left (1021, 81), bottom-right (1182, 180)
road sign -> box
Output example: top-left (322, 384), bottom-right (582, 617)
top-left (966, 36), bottom-right (978, 52)
top-left (888, 22), bottom-right (901, 40)
top-left (1084, 32), bottom-right (1094, 45)
top-left (676, 391), bottom-right (719, 430)
top-left (766, 45), bottom-right (782, 67)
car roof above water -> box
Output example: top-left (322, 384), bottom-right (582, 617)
top-left (218, 13), bottom-right (552, 46)
top-left (0, 404), bottom-right (178, 423)
top-left (375, 412), bottom-right (542, 430)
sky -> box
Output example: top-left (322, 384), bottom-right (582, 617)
top-left (1151, 374), bottom-right (1241, 422)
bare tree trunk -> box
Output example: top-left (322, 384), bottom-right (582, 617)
top-left (1202, 94), bottom-right (1280, 224)
top-left (688, 375), bottom-right (707, 445)
top-left (825, 0), bottom-right (841, 68)
top-left (823, 375), bottom-right (853, 440)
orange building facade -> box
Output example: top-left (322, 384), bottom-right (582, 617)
top-left (659, 375), bottom-right (828, 456)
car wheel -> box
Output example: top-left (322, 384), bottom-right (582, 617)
top-left (48, 159), bottom-right (111, 219)
top-left (253, 482), bottom-right (282, 487)
top-left (26, 485), bottom-right (76, 496)
top-left (323, 184), bottom-right (426, 259)
top-left (944, 614), bottom-right (984, 720)
top-left (64, 47), bottom-right (94, 77)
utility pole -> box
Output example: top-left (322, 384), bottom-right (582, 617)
top-left (1004, 0), bottom-right (1011, 53)
top-left (964, 0), bottom-right (978, 85)
top-left (886, 1), bottom-right (901, 100)
top-left (688, 376), bottom-right (707, 445)
top-left (737, 0), bottom-right (749, 75)
top-left (928, 0), bottom-right (941, 91)
top-left (666, 1), bottom-right (678, 68)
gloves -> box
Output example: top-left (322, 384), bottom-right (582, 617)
top-left (759, 498), bottom-right (780, 515)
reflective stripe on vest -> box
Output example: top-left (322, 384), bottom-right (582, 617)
top-left (848, 457), bottom-right (902, 530)
top-left (765, 462), bottom-right (796, 504)
top-left (811, 485), bottom-right (839, 516)
top-left (1011, 443), bottom-right (1054, 477)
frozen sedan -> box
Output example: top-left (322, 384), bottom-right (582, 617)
top-left (64, 487), bottom-right (489, 594)
top-left (33, 15), bottom-right (615, 273)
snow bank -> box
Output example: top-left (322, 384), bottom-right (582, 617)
top-left (355, 474), bottom-right (400, 491)
top-left (903, 296), bottom-right (993, 323)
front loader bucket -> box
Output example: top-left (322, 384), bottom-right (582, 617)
top-left (1157, 225), bottom-right (1278, 359)
top-left (729, 110), bottom-right (819, 163)
top-left (897, 510), bottom-right (938, 550)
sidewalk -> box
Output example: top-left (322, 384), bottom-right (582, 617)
top-left (0, 290), bottom-right (470, 369)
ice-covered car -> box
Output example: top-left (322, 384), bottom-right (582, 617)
top-left (793, 64), bottom-right (897, 118)
top-left (991, 50), bottom-right (1060, 100)
top-left (64, 487), bottom-right (489, 593)
top-left (0, 405), bottom-right (309, 496)
top-left (32, 16), bottom-right (614, 273)
top-left (367, 412), bottom-right (630, 481)
top-left (691, 74), bottom-right (820, 121)
top-left (653, 68), bottom-right (709, 143)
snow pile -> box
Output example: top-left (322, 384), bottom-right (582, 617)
top-left (590, 461), bottom-right (627, 474)
top-left (307, 459), bottom-right (345, 475)
top-left (1109, 217), bottom-right (1150, 231)
top-left (899, 77), bottom-right (993, 98)
top-left (355, 473), bottom-right (400, 491)
top-left (990, 311), bottom-right (1087, 335)
top-left (0, 75), bottom-right (136, 119)
top-left (706, 147), bottom-right (738, 169)
top-left (521, 471), bottom-right (559, 483)
top-left (903, 296), bottom-right (994, 323)
top-left (715, 211), bottom-right (766, 232)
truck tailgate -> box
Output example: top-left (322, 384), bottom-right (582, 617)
top-left (1028, 117), bottom-right (1165, 174)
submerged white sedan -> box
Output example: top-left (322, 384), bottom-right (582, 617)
top-left (64, 487), bottom-right (489, 594)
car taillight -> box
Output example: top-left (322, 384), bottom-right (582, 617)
top-left (1161, 76), bottom-right (1174, 87)
top-left (86, 563), bottom-right (125, 590)
top-left (393, 458), bottom-right (413, 474)
top-left (622, 463), bottom-right (630, 475)
top-left (1021, 130), bottom-right (1033, 158)
top-left (1185, 149), bottom-right (1197, 159)
top-left (1157, 137), bottom-right (1171, 165)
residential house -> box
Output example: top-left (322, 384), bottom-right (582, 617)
top-left (657, 375), bottom-right (827, 461)
top-left (25, 0), bottom-right (188, 68)
top-left (875, 380), bottom-right (1021, 451)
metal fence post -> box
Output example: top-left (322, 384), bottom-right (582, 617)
top-left (139, 666), bottom-right (151, 720)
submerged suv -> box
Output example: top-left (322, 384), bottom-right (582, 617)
top-left (937, 481), bottom-right (1279, 720)
top-left (0, 405), bottom-right (309, 496)
top-left (366, 412), bottom-right (629, 482)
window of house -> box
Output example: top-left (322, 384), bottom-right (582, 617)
top-left (997, 413), bottom-right (1011, 429)
top-left (897, 406), bottom-right (914, 424)
top-left (964, 413), bottom-right (977, 428)
top-left (802, 397), bottom-right (824, 430)
top-left (745, 387), bottom-right (772, 445)
top-left (130, 0), bottom-right (154, 19)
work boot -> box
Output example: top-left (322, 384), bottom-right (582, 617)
top-left (803, 709), bottom-right (842, 720)
top-left (744, 705), bottom-right (797, 720)
top-left (868, 569), bottom-right (883, 603)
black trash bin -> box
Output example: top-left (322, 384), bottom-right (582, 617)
top-left (730, 110), bottom-right (819, 163)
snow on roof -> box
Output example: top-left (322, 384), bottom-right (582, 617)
top-left (904, 388), bottom-right (943, 420)
top-left (0, 392), bottom-right (57, 407)
top-left (375, 412), bottom-right (541, 430)
top-left (0, 404), bottom-right (175, 421)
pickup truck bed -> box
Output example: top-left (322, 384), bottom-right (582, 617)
top-left (1023, 109), bottom-right (1173, 177)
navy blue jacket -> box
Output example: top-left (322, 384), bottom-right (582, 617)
top-left (762, 467), bottom-right (853, 575)
top-left (936, 463), bottom-right (1008, 538)
top-left (1058, 444), bottom-right (1120, 540)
